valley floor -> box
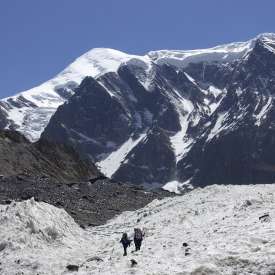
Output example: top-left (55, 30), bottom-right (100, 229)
top-left (1, 184), bottom-right (275, 275)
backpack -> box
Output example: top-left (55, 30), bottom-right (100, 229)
top-left (134, 228), bottom-right (143, 240)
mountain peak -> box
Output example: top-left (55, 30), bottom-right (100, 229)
top-left (255, 32), bottom-right (275, 42)
top-left (68, 47), bottom-right (150, 80)
top-left (2, 34), bottom-right (275, 142)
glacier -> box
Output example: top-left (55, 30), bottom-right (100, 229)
top-left (1, 184), bottom-right (275, 274)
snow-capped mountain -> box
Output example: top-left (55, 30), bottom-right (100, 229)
top-left (0, 49), bottom-right (150, 141)
top-left (39, 33), bottom-right (275, 190)
top-left (1, 184), bottom-right (275, 274)
top-left (0, 34), bottom-right (271, 142)
top-left (2, 33), bottom-right (275, 190)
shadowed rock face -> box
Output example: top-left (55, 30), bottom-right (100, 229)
top-left (41, 64), bottom-right (192, 187)
top-left (41, 76), bottom-right (133, 160)
top-left (0, 107), bottom-right (8, 129)
top-left (0, 130), bottom-right (99, 182)
top-left (176, 38), bottom-right (275, 187)
top-left (113, 127), bottom-right (176, 186)
top-left (40, 36), bottom-right (275, 188)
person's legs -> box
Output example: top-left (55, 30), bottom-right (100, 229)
top-left (134, 239), bottom-right (138, 251)
top-left (135, 239), bottom-right (141, 251)
top-left (123, 245), bottom-right (127, 256)
top-left (138, 240), bottom-right (142, 250)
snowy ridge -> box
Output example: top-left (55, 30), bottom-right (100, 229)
top-left (148, 41), bottom-right (252, 67)
top-left (3, 48), bottom-right (151, 106)
top-left (2, 184), bottom-right (275, 274)
top-left (148, 33), bottom-right (275, 68)
top-left (0, 49), bottom-right (151, 141)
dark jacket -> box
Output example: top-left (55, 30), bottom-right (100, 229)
top-left (134, 228), bottom-right (144, 241)
top-left (120, 233), bottom-right (132, 247)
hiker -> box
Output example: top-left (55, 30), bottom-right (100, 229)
top-left (120, 233), bottom-right (132, 256)
top-left (134, 228), bottom-right (144, 251)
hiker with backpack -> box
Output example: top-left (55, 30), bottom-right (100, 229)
top-left (120, 232), bottom-right (132, 256)
top-left (134, 228), bottom-right (144, 251)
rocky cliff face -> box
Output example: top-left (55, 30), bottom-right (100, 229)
top-left (41, 34), bottom-right (275, 190)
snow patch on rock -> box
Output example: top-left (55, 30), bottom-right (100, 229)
top-left (97, 133), bottom-right (147, 177)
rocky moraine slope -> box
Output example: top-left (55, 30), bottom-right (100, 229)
top-left (0, 130), bottom-right (167, 226)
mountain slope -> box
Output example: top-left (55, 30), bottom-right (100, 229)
top-left (1, 184), bottom-right (275, 274)
top-left (0, 49), bottom-right (151, 141)
top-left (0, 129), bottom-right (98, 182)
top-left (40, 33), bottom-right (275, 189)
top-left (1, 34), bottom-right (271, 141)
top-left (2, 33), bottom-right (275, 190)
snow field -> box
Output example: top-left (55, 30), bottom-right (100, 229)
top-left (1, 185), bottom-right (275, 274)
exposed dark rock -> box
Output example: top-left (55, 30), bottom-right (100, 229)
top-left (113, 127), bottom-right (176, 185)
top-left (0, 175), bottom-right (170, 226)
top-left (66, 264), bottom-right (79, 272)
top-left (89, 175), bottom-right (108, 184)
top-left (130, 259), bottom-right (138, 267)
top-left (259, 214), bottom-right (271, 222)
top-left (0, 242), bottom-right (7, 252)
top-left (185, 247), bottom-right (191, 256)
top-left (0, 129), bottom-right (99, 182)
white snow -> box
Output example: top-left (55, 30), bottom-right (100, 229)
top-left (148, 41), bottom-right (253, 68)
top-left (236, 87), bottom-right (243, 97)
top-left (162, 179), bottom-right (193, 194)
top-left (148, 33), bottom-right (275, 68)
top-left (1, 49), bottom-right (151, 141)
top-left (0, 198), bottom-right (92, 275)
top-left (255, 95), bottom-right (273, 126)
top-left (208, 86), bottom-right (223, 98)
top-left (206, 86), bottom-right (226, 115)
top-left (184, 72), bottom-right (197, 84)
top-left (2, 184), bottom-right (275, 274)
top-left (260, 34), bottom-right (275, 54)
top-left (97, 133), bottom-right (146, 177)
top-left (169, 95), bottom-right (194, 162)
top-left (207, 112), bottom-right (229, 142)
